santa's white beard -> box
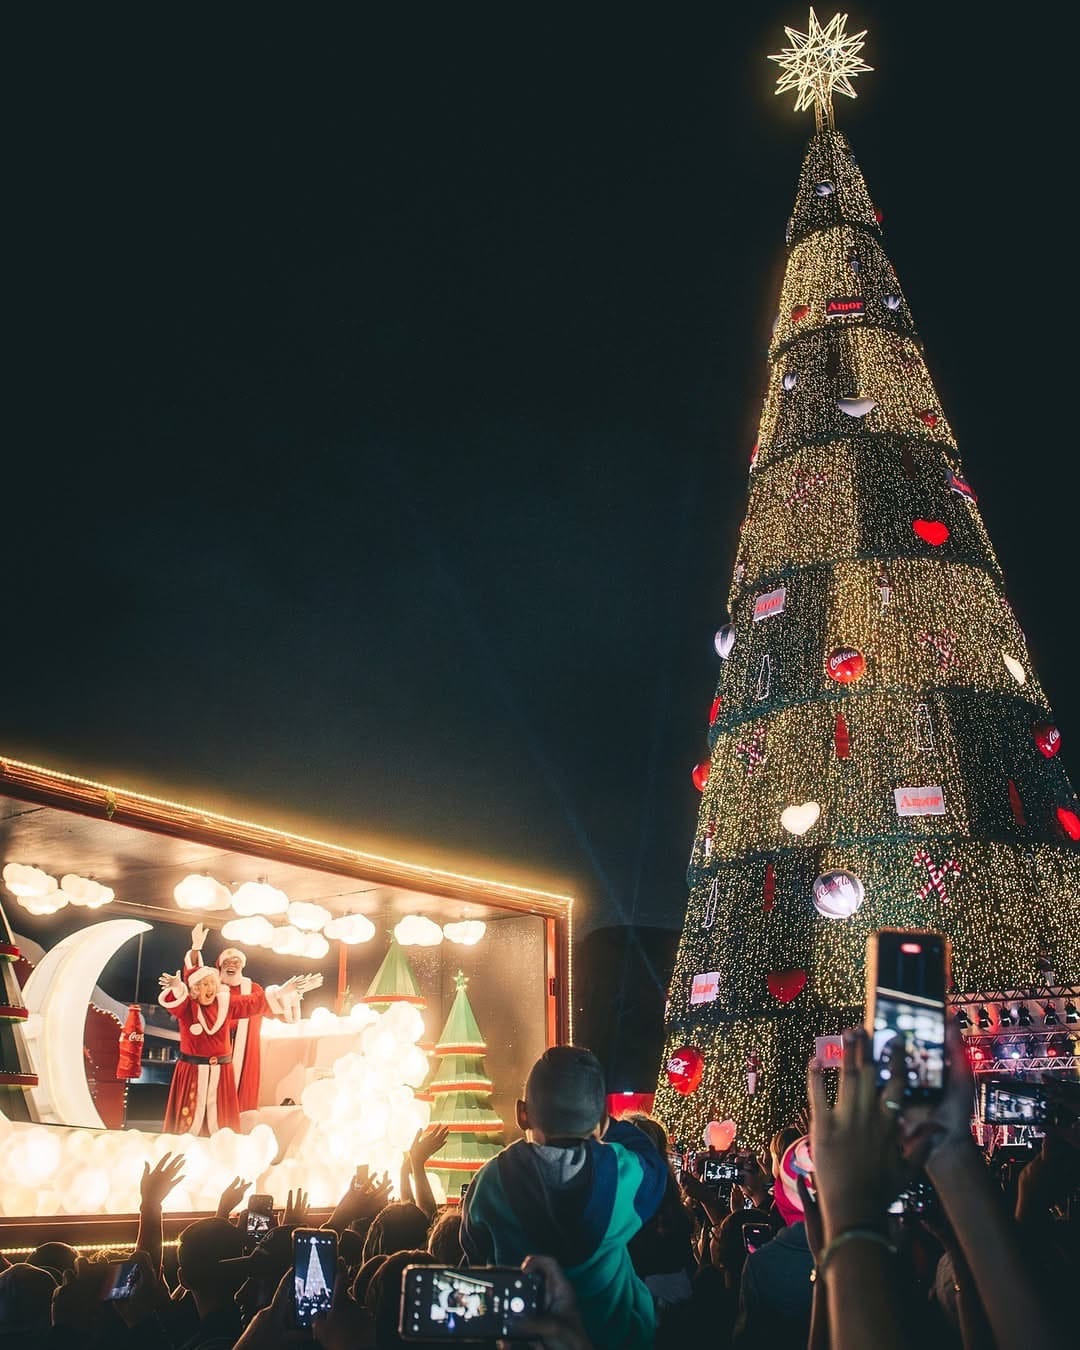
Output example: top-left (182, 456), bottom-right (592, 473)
top-left (220, 970), bottom-right (242, 987)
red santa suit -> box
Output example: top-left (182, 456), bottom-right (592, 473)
top-left (183, 946), bottom-right (299, 1113)
top-left (159, 973), bottom-right (267, 1135)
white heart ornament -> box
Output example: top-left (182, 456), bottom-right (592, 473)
top-left (714, 625), bottom-right (736, 659)
top-left (884, 294), bottom-right (902, 311)
top-left (837, 396), bottom-right (877, 418)
top-left (1002, 651), bottom-right (1026, 685)
top-left (780, 801), bottom-right (821, 836)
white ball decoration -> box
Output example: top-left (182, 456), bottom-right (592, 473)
top-left (812, 869), bottom-right (865, 919)
top-left (714, 625), bottom-right (736, 659)
top-left (837, 396), bottom-right (877, 418)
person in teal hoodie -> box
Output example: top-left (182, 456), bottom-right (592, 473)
top-left (461, 1046), bottom-right (668, 1348)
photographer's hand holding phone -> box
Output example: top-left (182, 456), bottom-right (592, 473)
top-left (493, 1255), bottom-right (592, 1350)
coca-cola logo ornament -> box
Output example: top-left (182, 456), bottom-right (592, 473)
top-left (812, 869), bottom-right (865, 919)
top-left (825, 646), bottom-right (866, 684)
top-left (666, 1045), bottom-right (705, 1096)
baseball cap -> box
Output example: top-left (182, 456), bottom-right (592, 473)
top-left (524, 1046), bottom-right (606, 1137)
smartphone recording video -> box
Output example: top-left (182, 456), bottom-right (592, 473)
top-left (292, 1228), bottom-right (337, 1329)
top-left (742, 1222), bottom-right (772, 1255)
top-left (866, 929), bottom-right (949, 1103)
top-left (979, 1080), bottom-right (1052, 1127)
top-left (101, 1259), bottom-right (141, 1301)
top-left (701, 1159), bottom-right (738, 1185)
top-left (400, 1266), bottom-right (542, 1341)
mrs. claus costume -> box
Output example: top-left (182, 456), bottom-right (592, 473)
top-left (158, 967), bottom-right (267, 1135)
top-left (183, 942), bottom-right (302, 1113)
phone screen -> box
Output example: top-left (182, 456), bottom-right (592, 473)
top-left (400, 1266), bottom-right (542, 1341)
top-left (101, 1260), bottom-right (141, 1301)
top-left (701, 1159), bottom-right (737, 1184)
top-left (292, 1229), bottom-right (337, 1329)
top-left (979, 1081), bottom-right (1050, 1126)
top-left (246, 1209), bottom-right (273, 1242)
top-left (867, 930), bottom-right (948, 1101)
top-left (742, 1223), bottom-right (772, 1255)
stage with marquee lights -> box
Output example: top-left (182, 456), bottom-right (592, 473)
top-left (0, 756), bottom-right (572, 1229)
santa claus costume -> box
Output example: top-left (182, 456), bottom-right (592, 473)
top-left (159, 967), bottom-right (268, 1135)
top-left (183, 944), bottom-right (301, 1113)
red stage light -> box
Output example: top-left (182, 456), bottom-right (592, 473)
top-left (900, 942), bottom-right (922, 954)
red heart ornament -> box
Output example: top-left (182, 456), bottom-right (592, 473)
top-left (913, 519), bottom-right (950, 546)
top-left (1034, 724), bottom-right (1061, 758)
top-left (767, 970), bottom-right (807, 1004)
top-left (916, 409), bottom-right (939, 427)
top-left (691, 761), bottom-right (710, 792)
top-left (790, 304), bottom-right (810, 323)
top-left (1056, 807), bottom-right (1080, 841)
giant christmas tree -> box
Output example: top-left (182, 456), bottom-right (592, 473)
top-left (656, 11), bottom-right (1080, 1148)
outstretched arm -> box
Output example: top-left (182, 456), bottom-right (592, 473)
top-left (157, 971), bottom-right (187, 1013)
top-left (409, 1125), bottom-right (450, 1219)
top-left (137, 1153), bottom-right (186, 1275)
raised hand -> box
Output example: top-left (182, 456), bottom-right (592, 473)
top-left (157, 970), bottom-right (183, 994)
top-left (409, 1124), bottom-right (450, 1167)
top-left (140, 1151), bottom-right (187, 1208)
top-left (283, 1187), bottom-right (310, 1227)
top-left (295, 972), bottom-right (323, 996)
top-left (808, 1027), bottom-right (905, 1237)
top-left (325, 1172), bottom-right (393, 1235)
top-left (216, 1175), bottom-right (252, 1219)
top-left (190, 922), bottom-right (210, 953)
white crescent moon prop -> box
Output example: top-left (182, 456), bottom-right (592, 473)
top-left (19, 918), bottom-right (151, 1127)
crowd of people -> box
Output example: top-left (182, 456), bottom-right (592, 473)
top-left (0, 1021), bottom-right (1076, 1347)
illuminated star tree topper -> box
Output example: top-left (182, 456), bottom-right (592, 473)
top-left (768, 9), bottom-right (872, 130)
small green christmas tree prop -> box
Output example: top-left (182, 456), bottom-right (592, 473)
top-left (425, 971), bottom-right (502, 1203)
top-left (360, 937), bottom-right (426, 1012)
top-left (0, 896), bottom-right (38, 1121)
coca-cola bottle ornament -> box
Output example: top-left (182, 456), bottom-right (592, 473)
top-left (745, 1049), bottom-right (763, 1096)
top-left (116, 1004), bottom-right (144, 1081)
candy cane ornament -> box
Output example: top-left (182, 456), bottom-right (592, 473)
top-left (913, 849), bottom-right (961, 903)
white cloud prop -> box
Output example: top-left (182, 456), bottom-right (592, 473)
top-left (231, 881), bottom-right (289, 917)
top-left (61, 875), bottom-right (114, 909)
top-left (0, 1002), bottom-right (432, 1214)
top-left (173, 874), bottom-right (232, 912)
top-left (393, 914), bottom-right (443, 947)
top-left (3, 863), bottom-right (59, 899)
top-left (442, 920), bottom-right (486, 946)
top-left (323, 914), bottom-right (376, 945)
top-left (287, 901), bottom-right (332, 932)
top-left (221, 915), bottom-right (276, 948)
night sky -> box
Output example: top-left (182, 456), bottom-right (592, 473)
top-left (9, 5), bottom-right (1078, 938)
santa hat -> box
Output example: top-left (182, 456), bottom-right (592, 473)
top-left (216, 948), bottom-right (247, 968)
top-left (187, 965), bottom-right (220, 989)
